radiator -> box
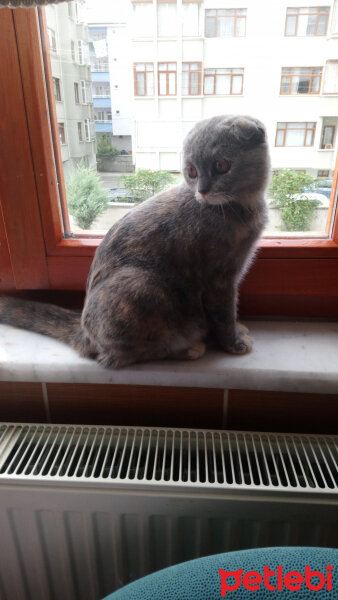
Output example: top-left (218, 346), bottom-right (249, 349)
top-left (0, 423), bottom-right (337, 600)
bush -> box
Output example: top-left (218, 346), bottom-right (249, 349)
top-left (96, 136), bottom-right (120, 158)
top-left (268, 169), bottom-right (319, 231)
top-left (120, 169), bottom-right (175, 203)
top-left (66, 165), bottom-right (110, 229)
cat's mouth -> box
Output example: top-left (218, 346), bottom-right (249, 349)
top-left (195, 191), bottom-right (232, 206)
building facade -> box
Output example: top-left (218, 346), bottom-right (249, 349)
top-left (88, 22), bottom-right (133, 153)
top-left (127, 0), bottom-right (338, 177)
top-left (45, 0), bottom-right (96, 178)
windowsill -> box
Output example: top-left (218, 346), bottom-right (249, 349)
top-left (0, 321), bottom-right (337, 393)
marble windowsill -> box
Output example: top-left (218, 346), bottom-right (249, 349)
top-left (0, 321), bottom-right (338, 393)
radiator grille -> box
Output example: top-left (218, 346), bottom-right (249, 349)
top-left (0, 423), bottom-right (337, 493)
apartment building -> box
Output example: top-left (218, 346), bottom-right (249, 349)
top-left (127, 0), bottom-right (338, 176)
top-left (88, 21), bottom-right (133, 153)
top-left (45, 0), bottom-right (96, 178)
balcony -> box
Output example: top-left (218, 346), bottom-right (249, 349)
top-left (95, 121), bottom-right (113, 133)
top-left (93, 97), bottom-right (111, 109)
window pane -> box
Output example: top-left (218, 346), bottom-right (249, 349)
top-left (205, 17), bottom-right (215, 37)
top-left (159, 72), bottom-right (167, 94)
top-left (204, 75), bottom-right (214, 94)
top-left (306, 15), bottom-right (316, 35)
top-left (281, 76), bottom-right (290, 93)
top-left (146, 71), bottom-right (154, 95)
top-left (285, 128), bottom-right (305, 145)
top-left (317, 15), bottom-right (327, 34)
top-left (182, 71), bottom-right (189, 95)
top-left (136, 72), bottom-right (145, 95)
top-left (216, 74), bottom-right (230, 94)
top-left (285, 15), bottom-right (297, 35)
top-left (231, 75), bottom-right (242, 94)
top-left (275, 130), bottom-right (284, 146)
top-left (310, 76), bottom-right (320, 92)
top-left (168, 72), bottom-right (176, 94)
top-left (190, 71), bottom-right (199, 94)
top-left (236, 17), bottom-right (245, 36)
top-left (305, 129), bottom-right (314, 145)
top-left (218, 17), bottom-right (234, 36)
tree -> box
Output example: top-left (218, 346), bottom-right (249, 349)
top-left (96, 135), bottom-right (120, 158)
top-left (120, 169), bottom-right (175, 203)
top-left (268, 169), bottom-right (319, 231)
top-left (66, 165), bottom-right (110, 229)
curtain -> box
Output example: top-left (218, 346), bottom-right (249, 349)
top-left (0, 0), bottom-right (70, 7)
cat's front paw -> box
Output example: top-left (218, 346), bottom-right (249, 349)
top-left (226, 331), bottom-right (253, 355)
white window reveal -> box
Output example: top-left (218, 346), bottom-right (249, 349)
top-left (323, 61), bottom-right (338, 94)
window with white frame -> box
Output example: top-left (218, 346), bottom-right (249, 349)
top-left (132, 2), bottom-right (154, 37)
top-left (204, 68), bottom-right (244, 95)
top-left (80, 80), bottom-right (86, 103)
top-left (47, 28), bottom-right (56, 53)
top-left (182, 2), bottom-right (200, 36)
top-left (77, 41), bottom-right (88, 66)
top-left (157, 1), bottom-right (177, 37)
top-left (275, 122), bottom-right (316, 146)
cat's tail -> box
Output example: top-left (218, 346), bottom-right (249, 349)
top-left (0, 296), bottom-right (82, 347)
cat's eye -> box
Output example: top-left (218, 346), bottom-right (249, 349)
top-left (187, 165), bottom-right (197, 178)
top-left (215, 159), bottom-right (231, 174)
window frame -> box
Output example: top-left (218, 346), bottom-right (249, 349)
top-left (275, 122), bottom-right (316, 147)
top-left (203, 68), bottom-right (244, 95)
top-left (182, 62), bottom-right (202, 96)
top-left (280, 66), bottom-right (323, 95)
top-left (284, 6), bottom-right (330, 37)
top-left (134, 62), bottom-right (154, 97)
top-left (205, 8), bottom-right (247, 38)
top-left (0, 7), bottom-right (338, 318)
top-left (158, 62), bottom-right (177, 96)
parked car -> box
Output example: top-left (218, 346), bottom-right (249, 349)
top-left (290, 192), bottom-right (330, 208)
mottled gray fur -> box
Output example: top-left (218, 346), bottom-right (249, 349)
top-left (0, 115), bottom-right (270, 368)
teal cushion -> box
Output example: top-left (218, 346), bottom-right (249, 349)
top-left (102, 547), bottom-right (337, 599)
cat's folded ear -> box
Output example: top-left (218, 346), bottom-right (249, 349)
top-left (228, 117), bottom-right (266, 146)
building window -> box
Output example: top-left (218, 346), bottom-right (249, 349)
top-left (275, 122), bottom-right (316, 147)
top-left (77, 40), bottom-right (88, 65)
top-left (280, 67), bottom-right (322, 94)
top-left (205, 8), bottom-right (246, 37)
top-left (182, 62), bottom-right (201, 95)
top-left (68, 1), bottom-right (73, 19)
top-left (158, 63), bottom-right (177, 96)
top-left (157, 2), bottom-right (177, 37)
top-left (77, 122), bottom-right (83, 142)
top-left (71, 40), bottom-right (76, 61)
top-left (134, 63), bottom-right (154, 96)
top-left (74, 82), bottom-right (79, 104)
top-left (84, 119), bottom-right (91, 141)
top-left (182, 2), bottom-right (200, 36)
top-left (285, 7), bottom-right (330, 36)
top-left (58, 123), bottom-right (66, 145)
top-left (322, 60), bottom-right (338, 94)
top-left (317, 170), bottom-right (330, 177)
top-left (47, 28), bottom-right (56, 52)
top-left (53, 77), bottom-right (61, 101)
top-left (321, 125), bottom-right (336, 149)
top-left (94, 83), bottom-right (110, 97)
top-left (204, 68), bottom-right (244, 95)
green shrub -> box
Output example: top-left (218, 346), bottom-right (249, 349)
top-left (120, 169), bottom-right (175, 203)
top-left (66, 165), bottom-right (110, 229)
top-left (96, 136), bottom-right (120, 158)
top-left (268, 169), bottom-right (319, 231)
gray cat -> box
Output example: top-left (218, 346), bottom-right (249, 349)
top-left (0, 115), bottom-right (270, 368)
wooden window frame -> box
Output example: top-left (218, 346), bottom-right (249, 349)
top-left (285, 6), bottom-right (330, 37)
top-left (280, 66), bottom-right (323, 95)
top-left (203, 68), bottom-right (243, 95)
top-left (158, 62), bottom-right (177, 96)
top-left (275, 122), bottom-right (316, 147)
top-left (134, 63), bottom-right (154, 96)
top-left (182, 62), bottom-right (202, 96)
top-left (205, 8), bottom-right (246, 38)
top-left (0, 8), bottom-right (338, 318)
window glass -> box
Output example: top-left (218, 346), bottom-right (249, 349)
top-left (42, 1), bottom-right (337, 238)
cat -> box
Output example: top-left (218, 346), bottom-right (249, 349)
top-left (0, 115), bottom-right (270, 368)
